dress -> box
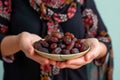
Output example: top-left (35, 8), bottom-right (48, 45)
top-left (0, 0), bottom-right (113, 80)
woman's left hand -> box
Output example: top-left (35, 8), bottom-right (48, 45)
top-left (56, 38), bottom-right (107, 69)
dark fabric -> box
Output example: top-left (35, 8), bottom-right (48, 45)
top-left (3, 0), bottom-right (44, 80)
top-left (85, 0), bottom-right (112, 51)
top-left (0, 0), bottom-right (113, 80)
top-left (4, 0), bottom-right (87, 80)
top-left (0, 17), bottom-right (10, 26)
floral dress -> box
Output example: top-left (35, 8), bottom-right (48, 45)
top-left (0, 0), bottom-right (113, 80)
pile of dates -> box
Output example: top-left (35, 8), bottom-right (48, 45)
top-left (33, 32), bottom-right (88, 54)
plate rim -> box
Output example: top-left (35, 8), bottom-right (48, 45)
top-left (34, 42), bottom-right (91, 61)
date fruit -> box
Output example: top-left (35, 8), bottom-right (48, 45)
top-left (34, 32), bottom-right (88, 54)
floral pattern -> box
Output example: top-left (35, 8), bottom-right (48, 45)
top-left (82, 8), bottom-right (113, 80)
top-left (0, 0), bottom-right (11, 35)
top-left (0, 23), bottom-right (8, 34)
top-left (0, 0), bottom-right (11, 19)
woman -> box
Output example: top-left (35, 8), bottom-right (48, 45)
top-left (0, 0), bottom-right (113, 80)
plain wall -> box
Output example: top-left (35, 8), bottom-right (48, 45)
top-left (0, 0), bottom-right (120, 80)
top-left (95, 0), bottom-right (120, 79)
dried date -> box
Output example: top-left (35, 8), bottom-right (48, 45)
top-left (71, 48), bottom-right (80, 54)
top-left (51, 32), bottom-right (63, 39)
top-left (34, 32), bottom-right (87, 54)
top-left (62, 49), bottom-right (70, 54)
top-left (39, 40), bottom-right (49, 48)
top-left (50, 43), bottom-right (57, 49)
top-left (52, 47), bottom-right (62, 54)
top-left (63, 36), bottom-right (72, 45)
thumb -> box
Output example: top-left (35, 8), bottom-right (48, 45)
top-left (27, 45), bottom-right (35, 55)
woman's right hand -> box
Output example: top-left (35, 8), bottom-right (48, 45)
top-left (18, 32), bottom-right (56, 65)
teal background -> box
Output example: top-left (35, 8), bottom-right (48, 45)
top-left (0, 0), bottom-right (120, 80)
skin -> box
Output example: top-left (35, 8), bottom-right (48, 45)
top-left (0, 32), bottom-right (56, 65)
top-left (0, 32), bottom-right (107, 69)
top-left (56, 38), bottom-right (107, 69)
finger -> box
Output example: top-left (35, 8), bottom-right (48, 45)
top-left (84, 38), bottom-right (100, 61)
top-left (31, 55), bottom-right (49, 65)
top-left (32, 53), bottom-right (50, 65)
top-left (49, 59), bottom-right (56, 65)
top-left (84, 51), bottom-right (95, 63)
top-left (27, 44), bottom-right (34, 55)
top-left (84, 43), bottom-right (99, 63)
top-left (25, 44), bottom-right (49, 64)
top-left (65, 64), bottom-right (82, 69)
top-left (56, 61), bottom-right (67, 68)
top-left (56, 61), bottom-right (82, 69)
top-left (56, 57), bottom-right (86, 68)
top-left (66, 57), bottom-right (86, 66)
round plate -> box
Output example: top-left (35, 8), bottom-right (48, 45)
top-left (34, 42), bottom-right (90, 61)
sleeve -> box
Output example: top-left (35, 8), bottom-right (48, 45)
top-left (82, 0), bottom-right (113, 66)
top-left (81, 0), bottom-right (113, 80)
top-left (0, 0), bottom-right (12, 60)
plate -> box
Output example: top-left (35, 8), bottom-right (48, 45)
top-left (34, 42), bottom-right (90, 61)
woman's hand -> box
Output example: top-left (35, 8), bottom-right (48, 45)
top-left (18, 32), bottom-right (56, 65)
top-left (56, 38), bottom-right (107, 69)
